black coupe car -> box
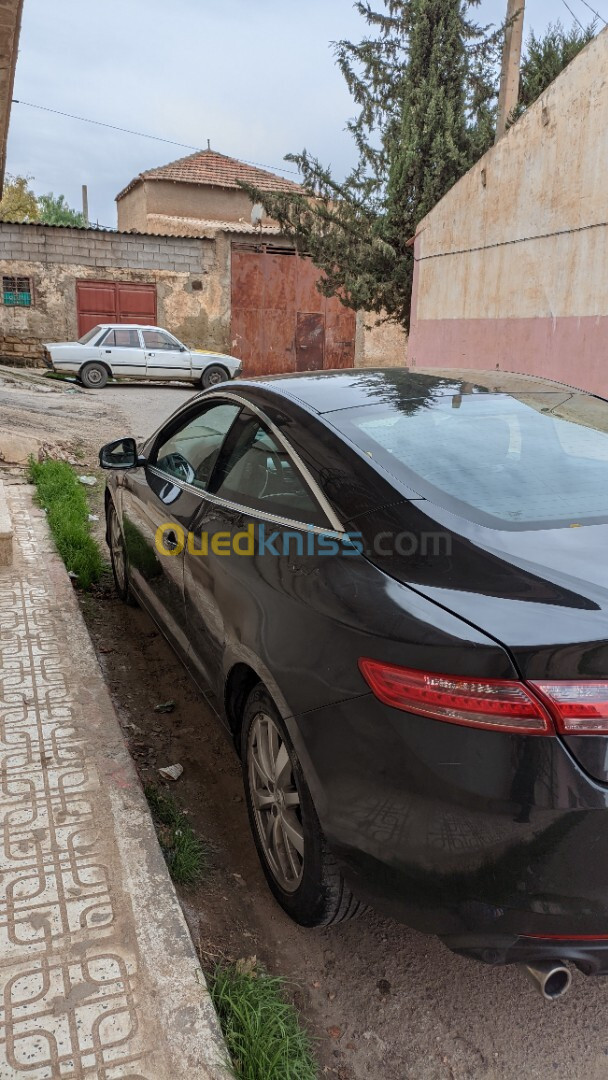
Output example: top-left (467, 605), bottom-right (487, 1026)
top-left (100, 368), bottom-right (608, 998)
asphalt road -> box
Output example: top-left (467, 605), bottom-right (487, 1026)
top-left (5, 374), bottom-right (608, 1080)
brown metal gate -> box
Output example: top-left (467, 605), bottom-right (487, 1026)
top-left (76, 281), bottom-right (157, 337)
top-left (231, 245), bottom-right (356, 377)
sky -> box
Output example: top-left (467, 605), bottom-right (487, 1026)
top-left (5, 0), bottom-right (592, 227)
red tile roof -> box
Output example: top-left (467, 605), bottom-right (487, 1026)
top-left (116, 149), bottom-right (302, 200)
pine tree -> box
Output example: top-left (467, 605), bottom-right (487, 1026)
top-left (243, 1), bottom-right (500, 331)
top-left (512, 19), bottom-right (596, 122)
top-left (244, 5), bottom-right (595, 333)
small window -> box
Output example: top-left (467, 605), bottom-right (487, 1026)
top-left (3, 276), bottom-right (32, 307)
top-left (101, 328), bottom-right (141, 348)
top-left (143, 329), bottom-right (180, 351)
top-left (211, 412), bottom-right (329, 527)
top-left (155, 402), bottom-right (241, 489)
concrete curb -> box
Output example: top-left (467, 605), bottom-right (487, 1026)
top-left (0, 485), bottom-right (232, 1079)
top-left (0, 480), bottom-right (13, 564)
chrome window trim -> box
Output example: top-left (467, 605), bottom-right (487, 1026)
top-left (199, 390), bottom-right (345, 533)
top-left (146, 465), bottom-right (346, 539)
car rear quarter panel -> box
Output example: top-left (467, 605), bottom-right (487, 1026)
top-left (297, 688), bottom-right (608, 936)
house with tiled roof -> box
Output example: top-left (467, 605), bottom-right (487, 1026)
top-left (112, 148), bottom-right (406, 375)
top-left (114, 147), bottom-right (379, 375)
top-left (116, 148), bottom-right (301, 238)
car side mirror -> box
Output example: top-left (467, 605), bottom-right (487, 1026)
top-left (99, 437), bottom-right (145, 470)
top-left (180, 345), bottom-right (187, 352)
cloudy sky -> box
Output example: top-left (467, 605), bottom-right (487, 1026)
top-left (6, 0), bottom-right (593, 226)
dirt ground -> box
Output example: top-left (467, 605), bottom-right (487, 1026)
top-left (4, 370), bottom-right (608, 1080)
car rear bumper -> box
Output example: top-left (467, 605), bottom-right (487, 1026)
top-left (446, 935), bottom-right (608, 976)
top-left (291, 694), bottom-right (608, 967)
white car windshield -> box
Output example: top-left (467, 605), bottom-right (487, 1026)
top-left (78, 326), bottom-right (102, 344)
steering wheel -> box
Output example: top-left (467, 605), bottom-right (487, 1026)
top-left (159, 452), bottom-right (195, 486)
top-left (259, 449), bottom-right (285, 498)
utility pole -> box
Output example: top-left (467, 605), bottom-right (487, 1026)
top-left (82, 185), bottom-right (89, 226)
top-left (495, 0), bottom-right (526, 142)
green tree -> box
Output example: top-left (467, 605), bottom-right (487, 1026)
top-left (513, 20), bottom-right (596, 120)
top-left (37, 192), bottom-right (86, 227)
top-left (244, 0), bottom-right (501, 331)
top-left (0, 174), bottom-right (39, 223)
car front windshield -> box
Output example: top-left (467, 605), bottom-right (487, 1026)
top-left (78, 326), bottom-right (102, 345)
top-left (328, 391), bottom-right (608, 530)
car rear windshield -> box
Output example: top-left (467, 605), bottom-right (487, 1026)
top-left (78, 326), bottom-right (102, 344)
top-left (328, 391), bottom-right (608, 530)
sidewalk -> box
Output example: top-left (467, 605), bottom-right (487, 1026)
top-left (0, 484), bottom-right (230, 1079)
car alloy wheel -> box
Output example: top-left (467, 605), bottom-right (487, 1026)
top-left (247, 710), bottom-right (305, 893)
top-left (107, 502), bottom-right (135, 605)
top-left (109, 508), bottom-right (127, 594)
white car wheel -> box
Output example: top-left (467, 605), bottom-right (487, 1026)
top-left (201, 364), bottom-right (229, 389)
top-left (80, 362), bottom-right (109, 389)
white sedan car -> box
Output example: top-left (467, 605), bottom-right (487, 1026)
top-left (43, 324), bottom-right (242, 389)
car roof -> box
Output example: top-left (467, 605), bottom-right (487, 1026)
top-left (94, 324), bottom-right (164, 331)
top-left (233, 367), bottom-right (600, 415)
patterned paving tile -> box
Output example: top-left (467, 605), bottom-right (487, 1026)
top-left (0, 490), bottom-right (151, 1078)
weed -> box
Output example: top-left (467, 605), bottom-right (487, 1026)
top-left (144, 785), bottom-right (208, 887)
top-left (28, 458), bottom-right (105, 589)
top-left (209, 963), bottom-right (318, 1080)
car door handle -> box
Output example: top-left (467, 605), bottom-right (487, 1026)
top-left (147, 352), bottom-right (155, 357)
top-left (164, 530), bottom-right (180, 551)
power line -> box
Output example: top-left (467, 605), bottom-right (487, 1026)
top-left (561, 0), bottom-right (587, 29)
top-left (10, 99), bottom-right (300, 178)
top-left (578, 0), bottom-right (607, 24)
top-left (414, 218), bottom-right (608, 263)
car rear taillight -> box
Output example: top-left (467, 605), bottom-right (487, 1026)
top-left (529, 682), bottom-right (608, 735)
top-left (358, 659), bottom-right (554, 735)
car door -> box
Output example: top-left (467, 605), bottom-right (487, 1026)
top-left (119, 400), bottom-right (242, 662)
top-left (183, 403), bottom-right (344, 703)
top-left (98, 327), bottom-right (146, 377)
top-left (142, 329), bottom-right (192, 380)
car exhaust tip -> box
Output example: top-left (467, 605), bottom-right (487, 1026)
top-left (524, 961), bottom-right (572, 1001)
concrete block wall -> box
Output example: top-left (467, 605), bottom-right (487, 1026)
top-left (0, 222), bottom-right (214, 273)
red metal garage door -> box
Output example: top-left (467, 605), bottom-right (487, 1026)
top-left (76, 281), bottom-right (157, 337)
top-left (231, 245), bottom-right (356, 377)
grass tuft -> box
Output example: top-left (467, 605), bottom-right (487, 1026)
top-left (28, 458), bottom-right (104, 589)
top-left (209, 964), bottom-right (318, 1080)
top-left (144, 785), bottom-right (208, 887)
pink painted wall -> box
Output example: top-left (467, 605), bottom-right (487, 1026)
top-left (410, 313), bottom-right (608, 397)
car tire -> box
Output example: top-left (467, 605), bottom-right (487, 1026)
top-left (201, 364), bottom-right (229, 390)
top-left (242, 683), bottom-right (364, 927)
top-left (107, 501), bottom-right (136, 606)
top-left (80, 362), bottom-right (109, 389)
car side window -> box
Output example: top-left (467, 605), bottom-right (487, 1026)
top-left (210, 412), bottom-right (330, 528)
top-left (154, 403), bottom-right (241, 490)
top-left (101, 328), bottom-right (141, 348)
top-left (143, 329), bottom-right (180, 351)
